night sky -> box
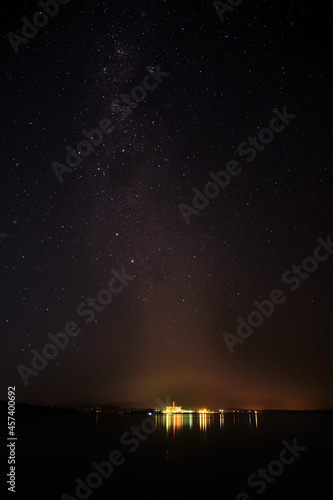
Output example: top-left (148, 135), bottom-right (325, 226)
top-left (1, 0), bottom-right (332, 410)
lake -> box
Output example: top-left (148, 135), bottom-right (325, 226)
top-left (17, 411), bottom-right (333, 499)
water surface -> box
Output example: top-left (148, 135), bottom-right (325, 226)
top-left (18, 411), bottom-right (333, 499)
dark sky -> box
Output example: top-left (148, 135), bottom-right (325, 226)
top-left (1, 0), bottom-right (332, 410)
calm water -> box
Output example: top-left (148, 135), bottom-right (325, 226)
top-left (16, 412), bottom-right (333, 499)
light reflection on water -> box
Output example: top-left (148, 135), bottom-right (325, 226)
top-left (155, 412), bottom-right (260, 459)
top-left (156, 412), bottom-right (259, 432)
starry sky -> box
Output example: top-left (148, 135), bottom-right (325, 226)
top-left (1, 0), bottom-right (332, 409)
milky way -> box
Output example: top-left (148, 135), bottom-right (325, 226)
top-left (1, 0), bottom-right (332, 409)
